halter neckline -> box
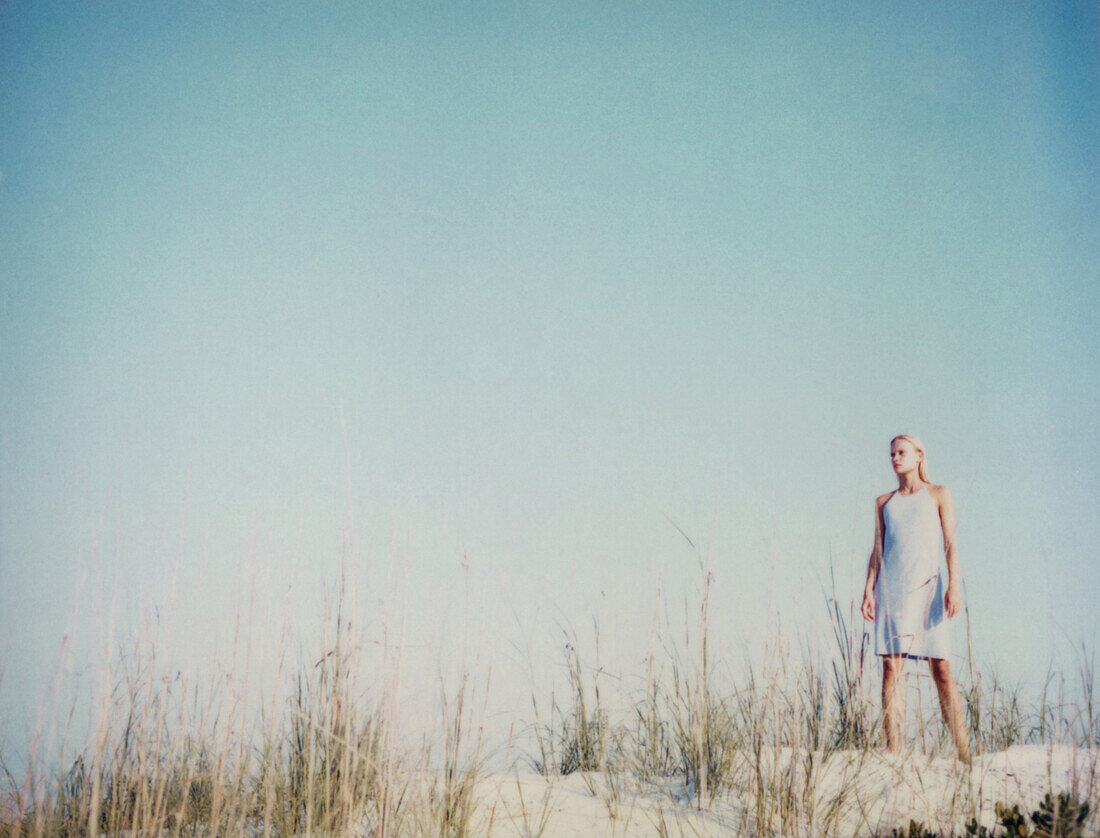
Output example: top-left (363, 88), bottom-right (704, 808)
top-left (893, 485), bottom-right (928, 497)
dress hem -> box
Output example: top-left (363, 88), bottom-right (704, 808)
top-left (876, 652), bottom-right (948, 662)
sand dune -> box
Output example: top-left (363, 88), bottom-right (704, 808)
top-left (444, 745), bottom-right (1099, 837)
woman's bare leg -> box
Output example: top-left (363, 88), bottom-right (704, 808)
top-left (882, 655), bottom-right (905, 753)
top-left (929, 658), bottom-right (971, 763)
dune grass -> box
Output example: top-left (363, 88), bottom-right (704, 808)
top-left (2, 570), bottom-right (1097, 837)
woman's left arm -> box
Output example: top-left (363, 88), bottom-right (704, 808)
top-left (937, 486), bottom-right (962, 618)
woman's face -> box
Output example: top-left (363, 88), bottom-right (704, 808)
top-left (890, 439), bottom-right (922, 475)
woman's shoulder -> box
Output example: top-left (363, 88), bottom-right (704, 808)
top-left (926, 484), bottom-right (954, 509)
top-left (875, 491), bottom-right (894, 508)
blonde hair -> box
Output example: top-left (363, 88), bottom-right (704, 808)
top-left (891, 434), bottom-right (931, 483)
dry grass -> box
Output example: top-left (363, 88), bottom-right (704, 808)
top-left (523, 558), bottom-right (1098, 837)
top-left (2, 568), bottom-right (1096, 837)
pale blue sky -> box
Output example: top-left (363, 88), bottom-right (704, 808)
top-left (2, 1), bottom-right (1097, 749)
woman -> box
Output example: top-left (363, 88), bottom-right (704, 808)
top-left (861, 435), bottom-right (971, 762)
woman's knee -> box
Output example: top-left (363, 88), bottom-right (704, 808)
top-left (883, 656), bottom-right (905, 679)
top-left (929, 658), bottom-right (953, 683)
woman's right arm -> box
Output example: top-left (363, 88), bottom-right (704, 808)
top-left (861, 496), bottom-right (887, 622)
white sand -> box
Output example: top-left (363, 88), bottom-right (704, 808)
top-left (455, 745), bottom-right (1099, 837)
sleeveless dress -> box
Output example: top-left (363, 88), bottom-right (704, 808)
top-left (874, 488), bottom-right (950, 660)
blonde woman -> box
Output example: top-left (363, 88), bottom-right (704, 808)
top-left (861, 435), bottom-right (971, 762)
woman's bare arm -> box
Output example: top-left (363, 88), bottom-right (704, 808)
top-left (935, 485), bottom-right (962, 618)
top-left (861, 495), bottom-right (889, 622)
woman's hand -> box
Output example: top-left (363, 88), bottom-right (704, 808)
top-left (945, 584), bottom-right (962, 618)
top-left (861, 589), bottom-right (875, 622)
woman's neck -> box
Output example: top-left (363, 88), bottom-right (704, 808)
top-left (897, 474), bottom-right (925, 494)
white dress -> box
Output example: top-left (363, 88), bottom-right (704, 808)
top-left (874, 487), bottom-right (950, 660)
